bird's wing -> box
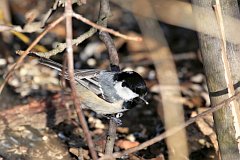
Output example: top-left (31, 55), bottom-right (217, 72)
top-left (74, 69), bottom-right (104, 96)
top-left (39, 57), bottom-right (107, 98)
top-left (74, 69), bottom-right (101, 79)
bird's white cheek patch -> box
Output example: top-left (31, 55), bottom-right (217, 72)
top-left (114, 82), bottom-right (139, 101)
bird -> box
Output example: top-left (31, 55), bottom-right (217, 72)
top-left (38, 57), bottom-right (148, 116)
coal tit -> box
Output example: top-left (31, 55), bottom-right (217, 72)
top-left (38, 57), bottom-right (147, 113)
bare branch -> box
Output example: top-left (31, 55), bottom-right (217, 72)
top-left (64, 0), bottom-right (98, 159)
top-left (0, 24), bottom-right (13, 32)
top-left (20, 27), bottom-right (97, 58)
top-left (72, 12), bottom-right (142, 41)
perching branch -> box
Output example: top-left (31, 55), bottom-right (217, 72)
top-left (97, 0), bottom-right (120, 155)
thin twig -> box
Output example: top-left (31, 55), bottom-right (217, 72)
top-left (72, 12), bottom-right (142, 41)
top-left (0, 24), bottom-right (13, 32)
top-left (109, 92), bottom-right (240, 158)
top-left (213, 0), bottom-right (240, 148)
top-left (21, 27), bottom-right (97, 58)
top-left (65, 0), bottom-right (98, 159)
top-left (213, 1), bottom-right (235, 101)
top-left (0, 0), bottom-right (82, 33)
top-left (0, 15), bottom-right (65, 94)
top-left (18, 4), bottom-right (141, 59)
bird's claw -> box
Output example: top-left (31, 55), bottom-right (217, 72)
top-left (110, 117), bottom-right (122, 126)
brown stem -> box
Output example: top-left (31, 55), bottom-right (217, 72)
top-left (105, 119), bottom-right (117, 155)
top-left (65, 0), bottom-right (98, 159)
top-left (99, 32), bottom-right (120, 71)
top-left (100, 32), bottom-right (119, 155)
top-left (72, 12), bottom-right (142, 41)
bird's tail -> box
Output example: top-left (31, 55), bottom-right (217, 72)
top-left (38, 57), bottom-right (64, 73)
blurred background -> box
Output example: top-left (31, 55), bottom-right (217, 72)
top-left (0, 0), bottom-right (220, 159)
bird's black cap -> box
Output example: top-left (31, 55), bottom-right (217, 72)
top-left (113, 71), bottom-right (147, 97)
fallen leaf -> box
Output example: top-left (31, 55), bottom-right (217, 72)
top-left (116, 140), bottom-right (140, 150)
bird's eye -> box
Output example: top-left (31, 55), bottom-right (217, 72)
top-left (121, 82), bottom-right (127, 87)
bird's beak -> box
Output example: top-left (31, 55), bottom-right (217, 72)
top-left (140, 96), bottom-right (149, 105)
